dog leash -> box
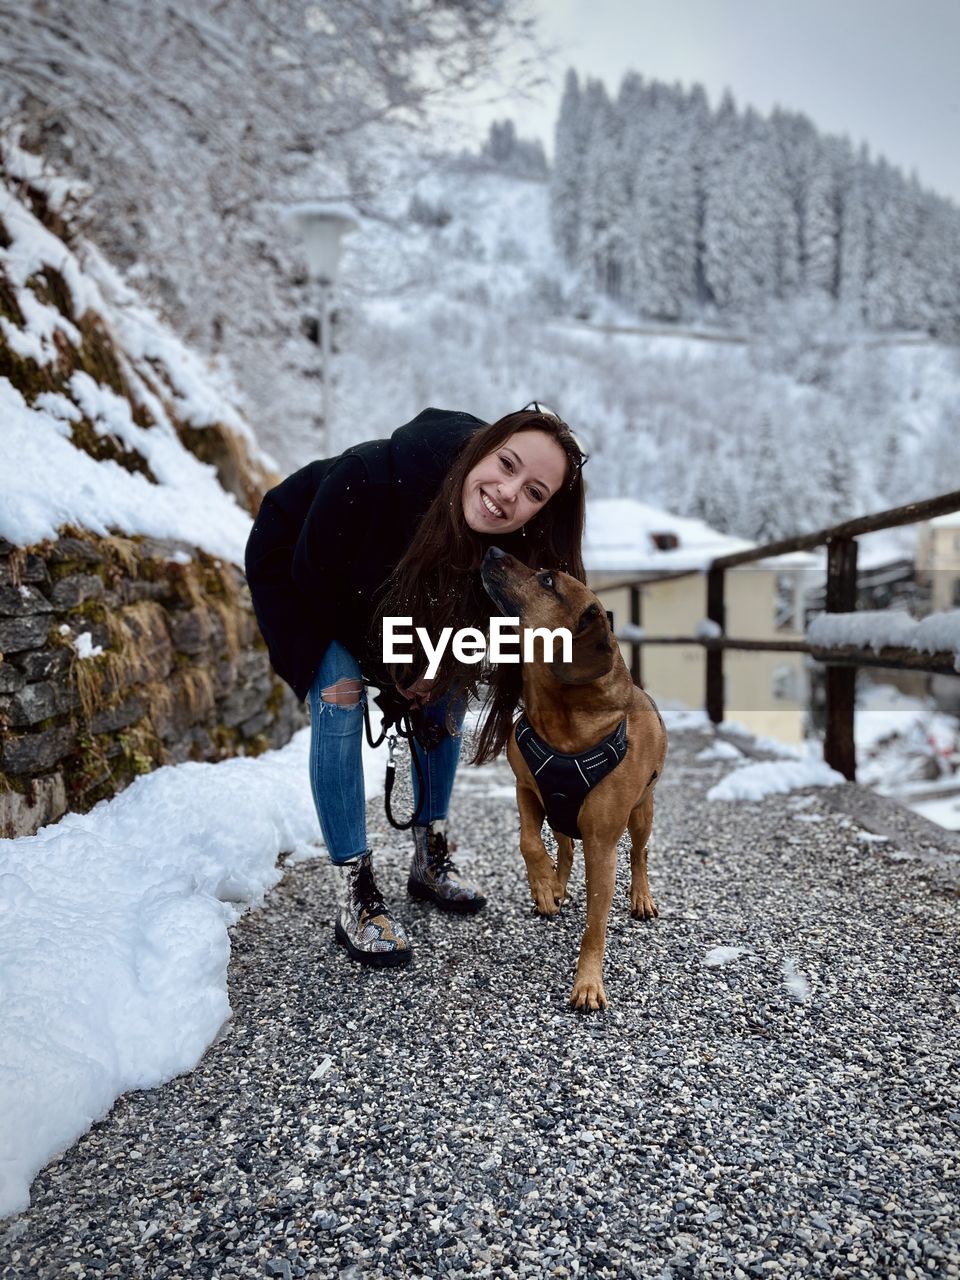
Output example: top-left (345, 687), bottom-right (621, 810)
top-left (361, 681), bottom-right (444, 831)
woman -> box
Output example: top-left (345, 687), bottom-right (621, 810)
top-left (245, 405), bottom-right (587, 968)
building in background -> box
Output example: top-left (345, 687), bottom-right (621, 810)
top-left (917, 513), bottom-right (960, 715)
top-left (585, 499), bottom-right (818, 744)
top-left (917, 513), bottom-right (960, 613)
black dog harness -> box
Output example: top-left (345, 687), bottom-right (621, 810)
top-left (514, 713), bottom-right (629, 839)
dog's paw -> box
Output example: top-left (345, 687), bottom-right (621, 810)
top-left (569, 976), bottom-right (608, 1012)
top-left (630, 886), bottom-right (659, 920)
top-left (528, 872), bottom-right (564, 915)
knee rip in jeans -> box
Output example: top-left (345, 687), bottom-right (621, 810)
top-left (320, 677), bottom-right (364, 710)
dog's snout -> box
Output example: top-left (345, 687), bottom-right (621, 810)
top-left (480, 545), bottom-right (521, 616)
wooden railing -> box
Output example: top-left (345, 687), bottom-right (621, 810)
top-left (607, 489), bottom-right (960, 781)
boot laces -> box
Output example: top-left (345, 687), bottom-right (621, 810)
top-left (351, 856), bottom-right (387, 915)
top-left (429, 829), bottom-right (456, 878)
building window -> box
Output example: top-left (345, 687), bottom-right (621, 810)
top-left (772, 664), bottom-right (801, 702)
top-left (953, 578), bottom-right (960, 607)
top-left (651, 532), bottom-right (679, 551)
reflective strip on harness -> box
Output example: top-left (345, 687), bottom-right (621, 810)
top-left (514, 712), bottom-right (628, 839)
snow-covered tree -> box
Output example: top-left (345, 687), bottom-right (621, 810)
top-left (804, 139), bottom-right (841, 296)
top-left (703, 102), bottom-right (791, 311)
top-left (551, 70), bottom-right (587, 265)
top-left (548, 67), bottom-right (960, 338)
top-left (626, 82), bottom-right (698, 319)
top-left (837, 141), bottom-right (872, 318)
top-left (0, 0), bottom-right (536, 463)
top-left (864, 160), bottom-right (908, 329)
top-left (479, 119), bottom-right (548, 179)
top-left (576, 79), bottom-right (622, 299)
top-left (920, 196), bottom-right (960, 338)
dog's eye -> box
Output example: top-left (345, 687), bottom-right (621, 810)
top-left (538, 572), bottom-right (555, 591)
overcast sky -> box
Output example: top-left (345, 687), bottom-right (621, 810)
top-left (459, 0), bottom-right (960, 203)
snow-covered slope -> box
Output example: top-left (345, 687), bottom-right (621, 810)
top-left (325, 164), bottom-right (960, 546)
top-left (0, 138), bottom-right (274, 563)
top-left (1, 144), bottom-right (303, 839)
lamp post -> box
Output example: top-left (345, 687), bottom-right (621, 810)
top-left (284, 201), bottom-right (359, 452)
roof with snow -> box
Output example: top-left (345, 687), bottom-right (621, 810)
top-left (584, 498), bottom-right (816, 576)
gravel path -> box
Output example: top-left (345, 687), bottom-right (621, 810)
top-left (3, 723), bottom-right (959, 1279)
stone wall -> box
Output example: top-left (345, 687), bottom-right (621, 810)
top-left (0, 529), bottom-right (305, 838)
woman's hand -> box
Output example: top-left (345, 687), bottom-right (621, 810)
top-left (399, 675), bottom-right (436, 705)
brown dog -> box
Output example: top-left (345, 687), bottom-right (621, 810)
top-left (481, 547), bottom-right (667, 1011)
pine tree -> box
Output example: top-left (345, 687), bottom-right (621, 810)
top-left (805, 139), bottom-right (841, 296)
top-left (837, 141), bottom-right (871, 318)
top-left (769, 107), bottom-right (817, 288)
top-left (703, 103), bottom-right (788, 312)
top-left (864, 160), bottom-right (908, 329)
top-left (576, 79), bottom-right (622, 299)
top-left (547, 66), bottom-right (960, 339)
top-left (550, 69), bottom-right (586, 263)
top-left (627, 83), bottom-right (698, 319)
top-left (616, 72), bottom-right (649, 309)
top-left (700, 89), bottom-right (742, 310)
top-left (687, 83), bottom-right (713, 305)
top-left (480, 119), bottom-right (548, 179)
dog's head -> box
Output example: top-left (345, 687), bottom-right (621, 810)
top-left (480, 546), bottom-right (615, 685)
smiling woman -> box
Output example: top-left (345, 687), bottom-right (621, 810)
top-left (462, 429), bottom-right (569, 534)
top-left (245, 405), bottom-right (588, 971)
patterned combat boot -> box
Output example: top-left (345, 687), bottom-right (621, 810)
top-left (334, 852), bottom-right (412, 967)
top-left (408, 820), bottom-right (486, 914)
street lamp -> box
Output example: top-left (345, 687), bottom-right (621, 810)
top-left (284, 200), bottom-right (359, 451)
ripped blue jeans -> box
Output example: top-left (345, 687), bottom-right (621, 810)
top-left (307, 640), bottom-right (467, 865)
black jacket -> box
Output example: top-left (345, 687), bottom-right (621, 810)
top-left (245, 408), bottom-right (488, 701)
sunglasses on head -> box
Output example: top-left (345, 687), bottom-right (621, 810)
top-left (521, 401), bottom-right (590, 471)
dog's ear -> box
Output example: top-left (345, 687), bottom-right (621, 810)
top-left (550, 603), bottom-right (615, 685)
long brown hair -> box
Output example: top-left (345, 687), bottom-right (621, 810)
top-left (371, 409), bottom-right (587, 763)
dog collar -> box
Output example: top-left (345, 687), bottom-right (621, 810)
top-left (514, 713), bottom-right (629, 840)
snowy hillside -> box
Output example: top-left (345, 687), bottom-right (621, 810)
top-left (551, 72), bottom-right (960, 338)
top-left (324, 164), bottom-right (960, 547)
top-left (0, 140), bottom-right (274, 561)
top-left (0, 142), bottom-right (304, 838)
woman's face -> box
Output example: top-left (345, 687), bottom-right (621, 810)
top-left (461, 429), bottom-right (569, 536)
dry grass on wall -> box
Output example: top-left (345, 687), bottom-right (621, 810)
top-left (0, 529), bottom-right (305, 836)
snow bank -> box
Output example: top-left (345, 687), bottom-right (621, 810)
top-left (0, 731), bottom-right (315, 1219)
top-left (0, 723), bottom-right (392, 1219)
top-left (696, 740), bottom-right (744, 762)
top-left (718, 722), bottom-right (804, 759)
top-left (707, 758), bottom-right (845, 802)
top-left (658, 703), bottom-right (712, 733)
